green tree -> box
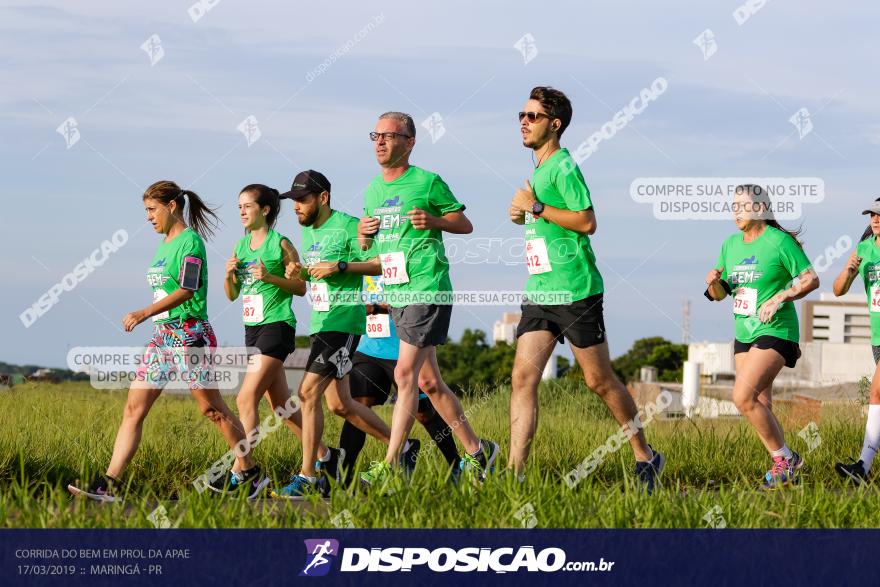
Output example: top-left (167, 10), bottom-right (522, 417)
top-left (564, 336), bottom-right (687, 383)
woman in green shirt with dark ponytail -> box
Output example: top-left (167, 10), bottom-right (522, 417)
top-left (705, 184), bottom-right (819, 491)
top-left (68, 181), bottom-right (258, 502)
top-left (217, 184), bottom-right (341, 496)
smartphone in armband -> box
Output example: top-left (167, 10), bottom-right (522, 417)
top-left (179, 256), bottom-right (203, 291)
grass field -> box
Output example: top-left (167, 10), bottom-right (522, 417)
top-left (2, 381), bottom-right (878, 529)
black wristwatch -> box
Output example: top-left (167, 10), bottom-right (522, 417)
top-left (337, 261), bottom-right (348, 273)
top-left (531, 201), bottom-right (545, 217)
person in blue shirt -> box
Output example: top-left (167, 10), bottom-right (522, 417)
top-left (339, 275), bottom-right (459, 486)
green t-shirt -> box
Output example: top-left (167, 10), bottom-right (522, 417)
top-left (715, 225), bottom-right (812, 343)
top-left (300, 210), bottom-right (366, 335)
top-left (525, 148), bottom-right (604, 304)
top-left (145, 227), bottom-right (208, 324)
top-left (363, 165), bottom-right (464, 307)
top-left (856, 237), bottom-right (880, 345)
top-left (233, 229), bottom-right (296, 329)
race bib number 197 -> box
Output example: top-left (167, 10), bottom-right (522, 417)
top-left (381, 252), bottom-right (409, 285)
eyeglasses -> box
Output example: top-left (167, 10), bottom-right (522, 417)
top-left (369, 131), bottom-right (412, 141)
top-left (518, 111), bottom-right (552, 123)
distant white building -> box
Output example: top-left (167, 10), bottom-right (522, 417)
top-left (801, 292), bottom-right (870, 344)
top-left (688, 340), bottom-right (874, 387)
top-left (493, 312), bottom-right (521, 345)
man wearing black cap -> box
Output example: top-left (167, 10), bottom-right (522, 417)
top-left (271, 170), bottom-right (394, 498)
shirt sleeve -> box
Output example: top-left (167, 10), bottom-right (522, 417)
top-left (552, 161), bottom-right (593, 211)
top-left (347, 218), bottom-right (375, 262)
top-left (429, 176), bottom-right (465, 216)
top-left (778, 234), bottom-right (812, 278)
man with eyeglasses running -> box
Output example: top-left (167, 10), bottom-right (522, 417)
top-left (357, 112), bottom-right (499, 490)
top-left (508, 86), bottom-right (665, 493)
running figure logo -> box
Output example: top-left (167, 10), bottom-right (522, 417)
top-left (300, 539), bottom-right (339, 577)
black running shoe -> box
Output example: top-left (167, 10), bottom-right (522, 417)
top-left (316, 447), bottom-right (346, 484)
top-left (232, 466), bottom-right (270, 499)
top-left (67, 474), bottom-right (120, 503)
top-left (835, 459), bottom-right (869, 485)
top-left (635, 445), bottom-right (666, 495)
top-left (399, 439), bottom-right (421, 477)
top-left (207, 466), bottom-right (269, 499)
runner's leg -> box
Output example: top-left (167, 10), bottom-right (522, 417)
top-left (508, 330), bottom-right (557, 474)
top-left (572, 341), bottom-right (652, 461)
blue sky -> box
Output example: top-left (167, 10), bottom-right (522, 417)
top-left (2, 1), bottom-right (878, 368)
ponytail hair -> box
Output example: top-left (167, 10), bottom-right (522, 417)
top-left (143, 180), bottom-right (221, 240)
top-left (240, 184), bottom-right (281, 229)
top-left (735, 184), bottom-right (803, 248)
top-left (860, 197), bottom-right (880, 242)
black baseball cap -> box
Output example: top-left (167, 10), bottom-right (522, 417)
top-left (279, 170), bottom-right (331, 201)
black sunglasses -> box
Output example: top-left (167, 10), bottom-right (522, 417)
top-left (518, 111), bottom-right (553, 123)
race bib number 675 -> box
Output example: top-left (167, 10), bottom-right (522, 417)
top-left (733, 287), bottom-right (758, 316)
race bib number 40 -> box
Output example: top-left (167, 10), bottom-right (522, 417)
top-left (733, 287), bottom-right (758, 316)
top-left (152, 289), bottom-right (169, 321)
top-left (381, 252), bottom-right (410, 285)
top-left (310, 282), bottom-right (330, 312)
top-left (871, 286), bottom-right (880, 313)
top-left (366, 313), bottom-right (390, 338)
top-left (526, 238), bottom-right (552, 275)
top-left (242, 294), bottom-right (264, 323)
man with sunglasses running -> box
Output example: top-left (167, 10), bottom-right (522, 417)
top-left (357, 112), bottom-right (499, 490)
top-left (508, 87), bottom-right (665, 493)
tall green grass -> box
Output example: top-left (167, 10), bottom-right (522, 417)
top-left (2, 381), bottom-right (878, 528)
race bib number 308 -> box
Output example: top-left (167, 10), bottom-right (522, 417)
top-left (366, 313), bottom-right (390, 338)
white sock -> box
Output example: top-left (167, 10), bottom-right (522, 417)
top-left (318, 448), bottom-right (331, 462)
top-left (403, 440), bottom-right (411, 454)
top-left (859, 405), bottom-right (880, 472)
top-left (300, 473), bottom-right (317, 483)
top-left (771, 445), bottom-right (793, 460)
top-left (637, 447), bottom-right (655, 463)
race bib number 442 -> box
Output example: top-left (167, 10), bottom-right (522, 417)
top-left (526, 238), bottom-right (552, 275)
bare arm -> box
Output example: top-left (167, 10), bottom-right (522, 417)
top-left (511, 180), bottom-right (596, 234)
top-left (265, 240), bottom-right (307, 296)
top-left (832, 253), bottom-right (861, 297)
top-left (123, 288), bottom-right (194, 332)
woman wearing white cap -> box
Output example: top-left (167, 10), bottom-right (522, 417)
top-left (831, 198), bottom-right (880, 484)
